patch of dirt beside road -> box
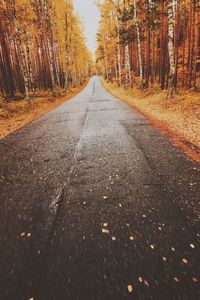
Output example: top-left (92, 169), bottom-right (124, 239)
top-left (0, 81), bottom-right (88, 139)
top-left (102, 78), bottom-right (200, 164)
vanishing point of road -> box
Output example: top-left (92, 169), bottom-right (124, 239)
top-left (0, 77), bottom-right (200, 300)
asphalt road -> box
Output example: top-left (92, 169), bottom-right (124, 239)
top-left (0, 76), bottom-right (200, 300)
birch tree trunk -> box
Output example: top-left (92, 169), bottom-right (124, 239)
top-left (125, 44), bottom-right (132, 87)
top-left (43, 0), bottom-right (55, 89)
top-left (117, 42), bottom-right (122, 86)
top-left (114, 2), bottom-right (122, 86)
top-left (14, 22), bottom-right (30, 99)
top-left (133, 0), bottom-right (144, 90)
top-left (0, 17), bottom-right (15, 96)
top-left (103, 38), bottom-right (109, 81)
top-left (167, 0), bottom-right (176, 98)
top-left (64, 9), bottom-right (70, 92)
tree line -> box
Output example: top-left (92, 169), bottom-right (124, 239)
top-left (0, 0), bottom-right (93, 99)
top-left (96, 0), bottom-right (200, 98)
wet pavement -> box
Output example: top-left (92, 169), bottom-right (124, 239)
top-left (0, 76), bottom-right (200, 300)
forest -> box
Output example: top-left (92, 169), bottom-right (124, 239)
top-left (96, 0), bottom-right (200, 98)
top-left (0, 0), bottom-right (93, 99)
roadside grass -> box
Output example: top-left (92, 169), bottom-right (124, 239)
top-left (102, 78), bottom-right (200, 163)
top-left (0, 80), bottom-right (89, 139)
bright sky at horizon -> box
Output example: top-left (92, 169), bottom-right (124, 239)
top-left (73, 0), bottom-right (100, 56)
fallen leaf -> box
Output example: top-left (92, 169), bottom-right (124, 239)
top-left (112, 236), bottom-right (116, 241)
top-left (127, 284), bottom-right (133, 293)
top-left (129, 236), bottom-right (134, 241)
top-left (102, 228), bottom-right (109, 234)
top-left (138, 277), bottom-right (143, 283)
top-left (182, 258), bottom-right (188, 264)
top-left (144, 280), bottom-right (149, 287)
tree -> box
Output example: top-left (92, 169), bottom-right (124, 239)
top-left (96, 0), bottom-right (200, 97)
top-left (167, 0), bottom-right (176, 98)
top-left (0, 0), bottom-right (93, 99)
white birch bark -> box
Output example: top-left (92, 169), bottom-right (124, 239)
top-left (44, 0), bottom-right (55, 88)
top-left (103, 38), bottom-right (109, 81)
top-left (15, 27), bottom-right (30, 99)
top-left (117, 42), bottom-right (122, 86)
top-left (114, 4), bottom-right (122, 86)
top-left (133, 0), bottom-right (144, 90)
top-left (125, 44), bottom-right (132, 86)
top-left (167, 0), bottom-right (176, 98)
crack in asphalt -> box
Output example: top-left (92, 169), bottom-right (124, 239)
top-left (1, 76), bottom-right (200, 300)
top-left (121, 121), bottom-right (200, 236)
top-left (44, 108), bottom-right (90, 245)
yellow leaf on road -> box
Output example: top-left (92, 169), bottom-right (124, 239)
top-left (127, 284), bottom-right (133, 293)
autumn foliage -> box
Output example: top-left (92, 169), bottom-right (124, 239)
top-left (0, 0), bottom-right (93, 99)
top-left (96, 0), bottom-right (200, 98)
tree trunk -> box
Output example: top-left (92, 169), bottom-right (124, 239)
top-left (115, 12), bottom-right (122, 86)
top-left (167, 0), bottom-right (176, 99)
top-left (134, 0), bottom-right (144, 90)
top-left (125, 44), bottom-right (132, 87)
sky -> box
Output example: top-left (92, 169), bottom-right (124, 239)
top-left (73, 0), bottom-right (100, 56)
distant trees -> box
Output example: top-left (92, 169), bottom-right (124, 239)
top-left (0, 0), bottom-right (93, 99)
top-left (96, 0), bottom-right (200, 98)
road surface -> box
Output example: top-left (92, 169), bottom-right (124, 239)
top-left (0, 77), bottom-right (200, 300)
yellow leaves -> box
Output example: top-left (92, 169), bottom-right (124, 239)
top-left (0, 0), bottom-right (7, 11)
top-left (102, 222), bottom-right (115, 236)
top-left (20, 232), bottom-right (31, 238)
top-left (96, 0), bottom-right (118, 70)
top-left (15, 0), bottom-right (37, 35)
top-left (13, 0), bottom-right (92, 79)
top-left (102, 228), bottom-right (109, 234)
top-left (127, 277), bottom-right (150, 294)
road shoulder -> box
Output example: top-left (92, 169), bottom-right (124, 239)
top-left (102, 78), bottom-right (200, 164)
top-left (0, 80), bottom-right (89, 140)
